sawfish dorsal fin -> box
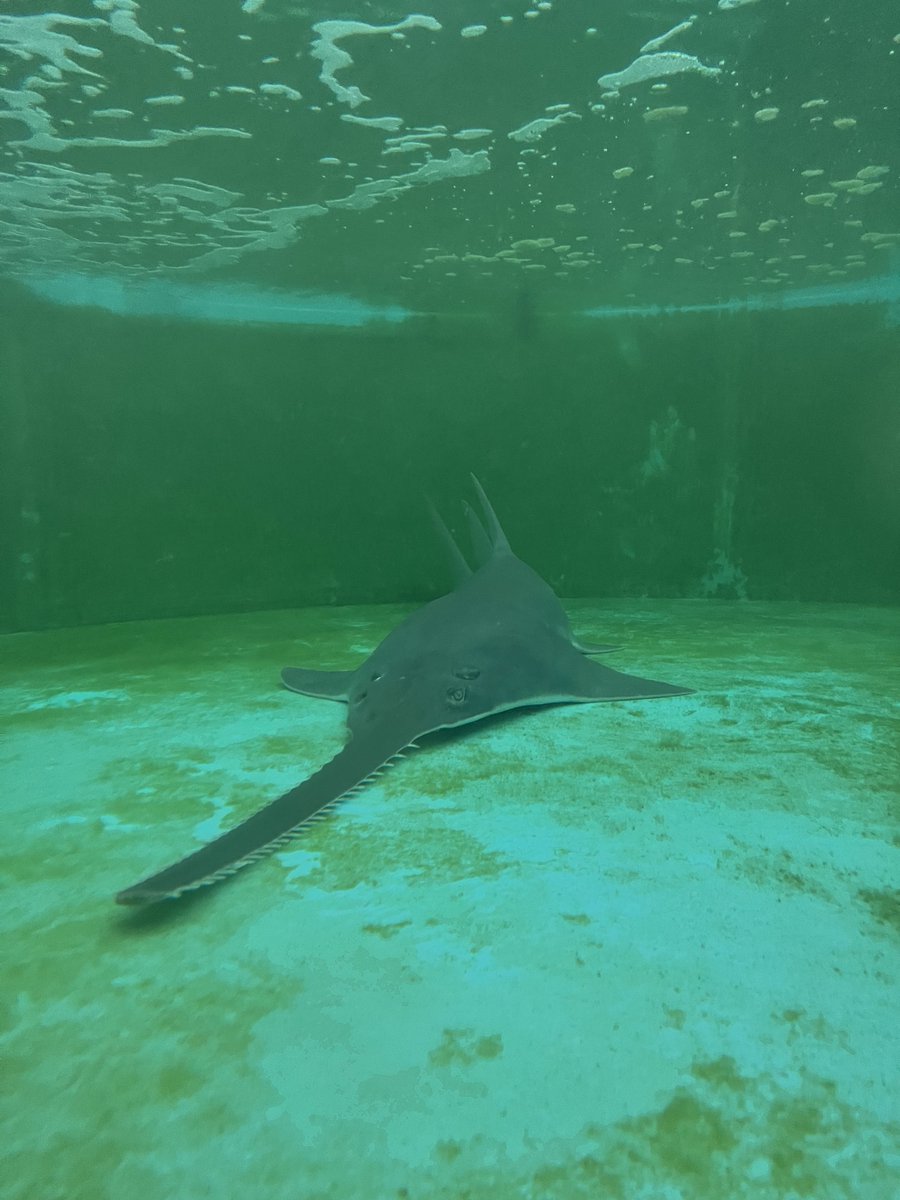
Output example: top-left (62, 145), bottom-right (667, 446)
top-left (470, 473), bottom-right (511, 555)
top-left (462, 501), bottom-right (493, 567)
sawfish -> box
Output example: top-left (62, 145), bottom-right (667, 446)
top-left (116, 478), bottom-right (691, 905)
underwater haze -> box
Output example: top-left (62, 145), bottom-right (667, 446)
top-left (1, 3), bottom-right (899, 1200)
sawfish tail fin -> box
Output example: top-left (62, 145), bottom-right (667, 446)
top-left (427, 496), bottom-right (472, 585)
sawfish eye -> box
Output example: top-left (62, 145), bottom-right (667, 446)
top-left (446, 685), bottom-right (467, 706)
top-left (453, 666), bottom-right (481, 680)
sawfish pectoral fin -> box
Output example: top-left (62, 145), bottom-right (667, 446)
top-left (562, 652), bottom-right (693, 701)
top-left (281, 666), bottom-right (355, 701)
top-left (115, 730), bottom-right (411, 906)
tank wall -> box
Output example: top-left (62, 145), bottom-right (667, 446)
top-left (1, 294), bottom-right (897, 632)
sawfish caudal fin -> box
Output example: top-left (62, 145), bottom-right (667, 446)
top-left (427, 496), bottom-right (472, 585)
top-left (115, 732), bottom-right (410, 906)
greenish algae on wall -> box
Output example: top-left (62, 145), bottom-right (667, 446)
top-left (1, 287), bottom-right (898, 632)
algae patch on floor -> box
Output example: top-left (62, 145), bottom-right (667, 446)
top-left (2, 601), bottom-right (898, 1200)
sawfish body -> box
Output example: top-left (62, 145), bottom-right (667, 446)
top-left (116, 479), bottom-right (691, 905)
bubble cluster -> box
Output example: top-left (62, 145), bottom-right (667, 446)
top-left (0, 2), bottom-right (895, 313)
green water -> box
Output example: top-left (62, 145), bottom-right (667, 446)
top-left (1, 1), bottom-right (899, 1197)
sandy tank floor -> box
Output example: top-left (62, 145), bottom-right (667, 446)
top-left (2, 599), bottom-right (899, 1199)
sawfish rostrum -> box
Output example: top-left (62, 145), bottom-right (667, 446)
top-left (116, 478), bottom-right (691, 905)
